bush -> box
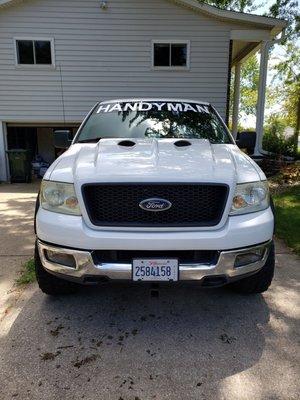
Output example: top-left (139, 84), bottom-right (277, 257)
top-left (262, 116), bottom-right (296, 157)
top-left (263, 130), bottom-right (295, 157)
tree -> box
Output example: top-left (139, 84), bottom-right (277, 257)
top-left (240, 56), bottom-right (259, 116)
top-left (263, 114), bottom-right (295, 157)
top-left (228, 55), bottom-right (262, 129)
top-left (267, 0), bottom-right (300, 155)
top-left (271, 43), bottom-right (300, 155)
top-left (203, 0), bottom-right (300, 155)
top-left (200, 0), bottom-right (255, 12)
top-left (267, 0), bottom-right (300, 42)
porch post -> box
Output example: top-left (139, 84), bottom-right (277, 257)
top-left (232, 62), bottom-right (241, 139)
top-left (0, 122), bottom-right (8, 182)
top-left (254, 41), bottom-right (270, 155)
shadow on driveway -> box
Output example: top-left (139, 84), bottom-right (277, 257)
top-left (0, 283), bottom-right (270, 399)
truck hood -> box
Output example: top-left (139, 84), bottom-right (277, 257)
top-left (45, 138), bottom-right (265, 185)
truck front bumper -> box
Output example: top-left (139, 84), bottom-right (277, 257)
top-left (37, 240), bottom-right (272, 285)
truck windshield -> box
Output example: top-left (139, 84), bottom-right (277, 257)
top-left (75, 101), bottom-right (232, 144)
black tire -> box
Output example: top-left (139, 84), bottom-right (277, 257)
top-left (35, 241), bottom-right (79, 295)
top-left (228, 241), bottom-right (275, 294)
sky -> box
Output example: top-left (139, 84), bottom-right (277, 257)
top-left (253, 0), bottom-right (271, 15)
top-left (252, 0), bottom-right (292, 69)
top-left (250, 0), bottom-right (299, 72)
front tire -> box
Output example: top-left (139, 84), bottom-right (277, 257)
top-left (228, 241), bottom-right (275, 294)
top-left (35, 241), bottom-right (79, 296)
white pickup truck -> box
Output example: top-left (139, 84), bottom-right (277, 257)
top-left (35, 99), bottom-right (275, 295)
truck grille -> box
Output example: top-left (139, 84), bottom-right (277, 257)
top-left (93, 250), bottom-right (219, 265)
top-left (82, 183), bottom-right (229, 227)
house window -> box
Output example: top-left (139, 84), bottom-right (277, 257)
top-left (152, 41), bottom-right (189, 69)
top-left (15, 39), bottom-right (54, 66)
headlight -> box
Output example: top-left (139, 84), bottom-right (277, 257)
top-left (41, 181), bottom-right (81, 215)
top-left (230, 181), bottom-right (269, 215)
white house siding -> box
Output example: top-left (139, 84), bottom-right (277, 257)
top-left (0, 0), bottom-right (236, 124)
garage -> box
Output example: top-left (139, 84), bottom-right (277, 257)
top-left (6, 125), bottom-right (78, 182)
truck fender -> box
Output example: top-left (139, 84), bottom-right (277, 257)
top-left (270, 195), bottom-right (276, 235)
top-left (34, 191), bottom-right (40, 235)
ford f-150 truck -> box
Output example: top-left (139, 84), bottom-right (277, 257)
top-left (35, 99), bottom-right (275, 295)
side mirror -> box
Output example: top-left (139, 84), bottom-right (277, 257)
top-left (54, 130), bottom-right (72, 149)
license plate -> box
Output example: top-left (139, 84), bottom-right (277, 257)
top-left (132, 259), bottom-right (178, 282)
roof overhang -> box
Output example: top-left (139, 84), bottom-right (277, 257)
top-left (0, 0), bottom-right (24, 8)
top-left (0, 0), bottom-right (18, 7)
top-left (174, 0), bottom-right (287, 32)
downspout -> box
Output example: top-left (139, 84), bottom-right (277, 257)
top-left (254, 28), bottom-right (286, 156)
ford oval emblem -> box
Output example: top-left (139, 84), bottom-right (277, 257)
top-left (139, 198), bottom-right (172, 212)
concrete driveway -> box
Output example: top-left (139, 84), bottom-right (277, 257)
top-left (0, 183), bottom-right (299, 400)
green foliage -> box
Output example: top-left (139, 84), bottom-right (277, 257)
top-left (263, 130), bottom-right (295, 157)
top-left (16, 259), bottom-right (36, 285)
top-left (200, 0), bottom-right (255, 12)
top-left (228, 55), bottom-right (259, 127)
top-left (263, 115), bottom-right (295, 156)
top-left (271, 44), bottom-right (300, 154)
top-left (203, 0), bottom-right (299, 152)
top-left (268, 3), bottom-right (300, 154)
top-left (275, 44), bottom-right (300, 85)
top-left (267, 0), bottom-right (300, 42)
top-left (240, 56), bottom-right (259, 116)
top-left (273, 44), bottom-right (300, 120)
top-left (282, 78), bottom-right (300, 129)
top-left (273, 185), bottom-right (300, 255)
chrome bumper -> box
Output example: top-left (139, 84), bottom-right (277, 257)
top-left (37, 240), bottom-right (272, 284)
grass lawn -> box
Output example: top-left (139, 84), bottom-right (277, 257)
top-left (16, 259), bottom-right (36, 285)
top-left (273, 185), bottom-right (300, 255)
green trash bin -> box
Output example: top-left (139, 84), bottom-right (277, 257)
top-left (6, 149), bottom-right (32, 183)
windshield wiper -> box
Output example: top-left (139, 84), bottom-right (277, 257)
top-left (77, 137), bottom-right (102, 143)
